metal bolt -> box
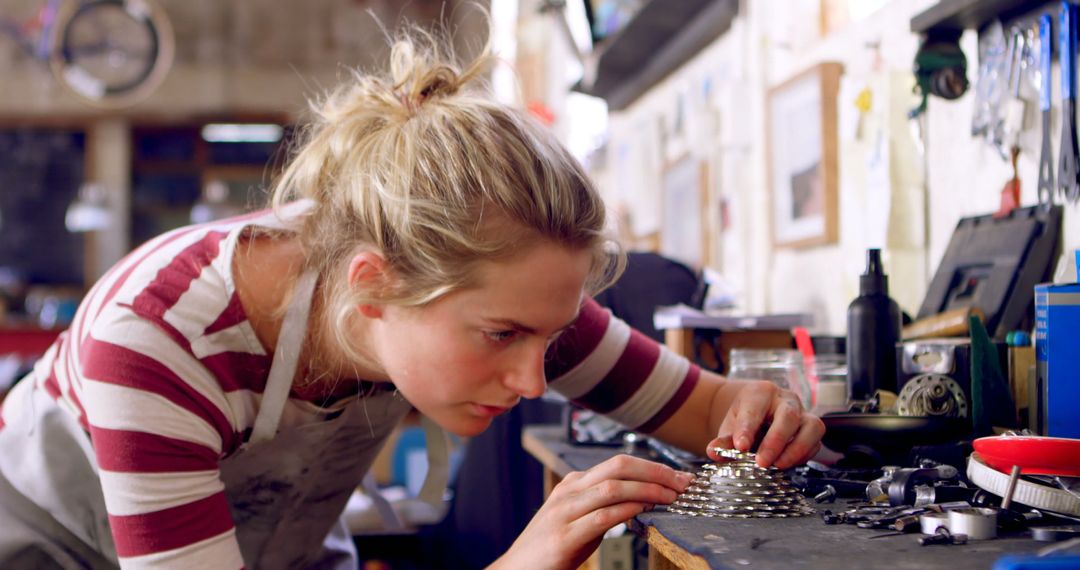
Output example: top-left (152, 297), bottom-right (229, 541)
top-left (814, 485), bottom-right (837, 503)
top-left (919, 527), bottom-right (952, 546)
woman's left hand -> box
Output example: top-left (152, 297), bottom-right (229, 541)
top-left (493, 455), bottom-right (693, 570)
top-left (705, 380), bottom-right (825, 469)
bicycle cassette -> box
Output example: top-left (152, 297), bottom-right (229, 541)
top-left (668, 450), bottom-right (814, 518)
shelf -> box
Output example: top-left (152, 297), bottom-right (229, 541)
top-left (911, 0), bottom-right (1052, 35)
top-left (573, 0), bottom-right (739, 111)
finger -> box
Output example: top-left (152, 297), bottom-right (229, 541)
top-left (755, 394), bottom-right (805, 467)
top-left (551, 479), bottom-right (683, 532)
top-left (707, 412), bottom-right (739, 460)
top-left (575, 455), bottom-right (693, 492)
top-left (567, 501), bottom-right (654, 539)
top-left (729, 381), bottom-right (778, 452)
top-left (771, 415), bottom-right (826, 469)
top-left (578, 480), bottom-right (681, 514)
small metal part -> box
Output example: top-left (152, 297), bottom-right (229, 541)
top-left (1032, 525), bottom-right (1080, 542)
top-left (920, 512), bottom-right (950, 535)
top-left (919, 526), bottom-right (968, 546)
top-left (1001, 465), bottom-right (1022, 510)
top-left (814, 485), bottom-right (837, 503)
top-left (893, 515), bottom-right (922, 533)
top-left (948, 507), bottom-right (998, 540)
top-left (821, 510), bottom-right (844, 524)
top-left (855, 506), bottom-right (927, 529)
top-left (897, 373), bottom-right (968, 418)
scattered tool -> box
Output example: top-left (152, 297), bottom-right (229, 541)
top-left (919, 526), bottom-right (969, 546)
top-left (995, 26), bottom-right (1029, 157)
top-left (1058, 2), bottom-right (1080, 202)
top-left (1038, 13), bottom-right (1056, 207)
top-left (995, 147), bottom-right (1022, 218)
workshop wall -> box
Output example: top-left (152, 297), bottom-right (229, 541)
top-left (0, 0), bottom-right (486, 278)
top-left (0, 0), bottom-right (482, 116)
top-left (584, 0), bottom-right (1080, 335)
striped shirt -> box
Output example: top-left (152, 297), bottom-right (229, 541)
top-left (0, 207), bottom-right (699, 568)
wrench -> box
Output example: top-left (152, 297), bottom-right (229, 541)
top-left (1039, 13), bottom-right (1056, 206)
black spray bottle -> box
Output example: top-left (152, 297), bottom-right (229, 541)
top-left (846, 249), bottom-right (902, 401)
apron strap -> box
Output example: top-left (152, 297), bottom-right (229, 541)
top-left (417, 415), bottom-right (451, 509)
top-left (359, 472), bottom-right (404, 531)
top-left (250, 270), bottom-right (318, 444)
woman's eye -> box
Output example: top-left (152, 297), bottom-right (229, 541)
top-left (485, 330), bottom-right (517, 343)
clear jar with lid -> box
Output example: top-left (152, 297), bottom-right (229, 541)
top-left (726, 348), bottom-right (812, 408)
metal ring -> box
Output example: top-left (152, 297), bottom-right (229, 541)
top-left (947, 507), bottom-right (998, 540)
top-left (920, 512), bottom-right (950, 535)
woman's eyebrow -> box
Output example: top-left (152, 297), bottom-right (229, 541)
top-left (486, 313), bottom-right (580, 334)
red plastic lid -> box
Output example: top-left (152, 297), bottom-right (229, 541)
top-left (972, 435), bottom-right (1080, 477)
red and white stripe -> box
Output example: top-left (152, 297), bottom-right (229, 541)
top-left (546, 298), bottom-right (699, 432)
top-left (7, 212), bottom-right (297, 568)
top-left (2, 199), bottom-right (697, 567)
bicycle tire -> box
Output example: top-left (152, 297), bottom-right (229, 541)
top-left (47, 0), bottom-right (174, 108)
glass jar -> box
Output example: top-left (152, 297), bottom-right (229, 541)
top-left (726, 348), bottom-right (812, 408)
top-left (809, 353), bottom-right (848, 415)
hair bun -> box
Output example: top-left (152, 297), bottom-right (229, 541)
top-left (389, 30), bottom-right (487, 113)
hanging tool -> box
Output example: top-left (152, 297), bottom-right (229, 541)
top-left (1039, 13), bottom-right (1056, 207)
top-left (1058, 1), bottom-right (1080, 202)
top-left (996, 147), bottom-right (1023, 218)
top-left (995, 26), bottom-right (1029, 156)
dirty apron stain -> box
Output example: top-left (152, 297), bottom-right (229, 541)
top-left (220, 270), bottom-right (415, 569)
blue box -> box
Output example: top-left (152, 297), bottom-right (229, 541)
top-left (1034, 283), bottom-right (1080, 438)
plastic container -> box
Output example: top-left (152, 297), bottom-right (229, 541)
top-left (846, 249), bottom-right (902, 401)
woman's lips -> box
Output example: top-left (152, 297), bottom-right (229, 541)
top-left (471, 403), bottom-right (511, 417)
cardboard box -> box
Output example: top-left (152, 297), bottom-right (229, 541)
top-left (1034, 283), bottom-right (1080, 438)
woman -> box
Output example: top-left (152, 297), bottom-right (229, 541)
top-left (0, 30), bottom-right (823, 569)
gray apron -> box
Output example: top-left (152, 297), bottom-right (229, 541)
top-left (0, 270), bottom-right (449, 569)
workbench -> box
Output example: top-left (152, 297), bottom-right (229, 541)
top-left (521, 425), bottom-right (1047, 569)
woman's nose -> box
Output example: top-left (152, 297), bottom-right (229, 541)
top-left (504, 343), bottom-right (547, 399)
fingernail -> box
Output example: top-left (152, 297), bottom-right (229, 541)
top-left (735, 435), bottom-right (750, 450)
top-left (757, 450), bottom-right (775, 467)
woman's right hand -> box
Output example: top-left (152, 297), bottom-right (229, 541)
top-left (490, 454), bottom-right (694, 570)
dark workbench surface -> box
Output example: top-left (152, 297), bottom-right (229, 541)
top-left (523, 425), bottom-right (1049, 569)
top-left (632, 508), bottom-right (1037, 569)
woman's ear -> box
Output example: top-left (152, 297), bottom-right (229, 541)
top-left (348, 251), bottom-right (388, 319)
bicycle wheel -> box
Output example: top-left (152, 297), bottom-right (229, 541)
top-left (48, 0), bottom-right (174, 108)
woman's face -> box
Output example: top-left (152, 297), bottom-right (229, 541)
top-left (372, 241), bottom-right (592, 436)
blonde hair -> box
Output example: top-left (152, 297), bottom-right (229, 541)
top-left (270, 27), bottom-right (622, 366)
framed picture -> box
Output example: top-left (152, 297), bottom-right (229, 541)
top-left (766, 62), bottom-right (842, 248)
top-left (660, 154), bottom-right (708, 267)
